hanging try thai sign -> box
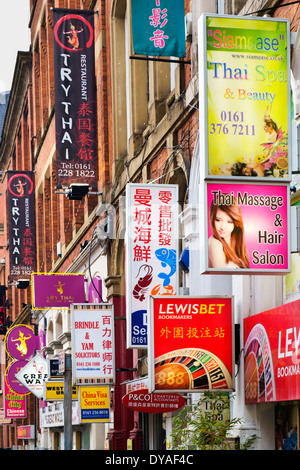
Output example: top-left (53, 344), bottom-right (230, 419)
top-left (199, 14), bottom-right (290, 179)
top-left (53, 8), bottom-right (98, 190)
top-left (125, 183), bottom-right (179, 348)
top-left (148, 296), bottom-right (234, 393)
top-left (131, 0), bottom-right (186, 57)
top-left (7, 171), bottom-right (36, 279)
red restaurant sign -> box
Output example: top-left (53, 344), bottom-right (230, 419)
top-left (122, 389), bottom-right (185, 413)
top-left (244, 299), bottom-right (300, 404)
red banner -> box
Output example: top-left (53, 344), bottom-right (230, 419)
top-left (244, 299), bottom-right (300, 404)
top-left (148, 296), bottom-right (234, 393)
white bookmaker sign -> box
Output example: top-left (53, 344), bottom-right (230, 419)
top-left (71, 303), bottom-right (115, 385)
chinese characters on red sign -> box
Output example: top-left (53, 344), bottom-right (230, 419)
top-left (148, 296), bottom-right (234, 393)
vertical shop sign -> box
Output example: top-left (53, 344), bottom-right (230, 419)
top-left (53, 8), bottom-right (98, 190)
top-left (4, 376), bottom-right (26, 419)
top-left (201, 181), bottom-right (290, 274)
top-left (244, 299), bottom-right (300, 404)
top-left (7, 171), bottom-right (36, 279)
top-left (131, 0), bottom-right (186, 57)
top-left (125, 184), bottom-right (178, 348)
top-left (71, 303), bottom-right (115, 385)
top-left (148, 296), bottom-right (234, 393)
top-left (199, 15), bottom-right (290, 179)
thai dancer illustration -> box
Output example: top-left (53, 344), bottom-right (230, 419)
top-left (63, 23), bottom-right (83, 50)
top-left (11, 331), bottom-right (32, 357)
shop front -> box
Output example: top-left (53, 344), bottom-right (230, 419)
top-left (244, 299), bottom-right (300, 450)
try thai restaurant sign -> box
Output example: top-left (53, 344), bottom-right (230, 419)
top-left (200, 181), bottom-right (290, 274)
top-left (31, 273), bottom-right (85, 309)
top-left (199, 14), bottom-right (290, 179)
top-left (131, 0), bottom-right (186, 57)
top-left (125, 184), bottom-right (179, 349)
top-left (148, 296), bottom-right (234, 393)
top-left (53, 8), bottom-right (98, 190)
top-left (244, 299), bottom-right (300, 404)
top-left (7, 171), bottom-right (37, 279)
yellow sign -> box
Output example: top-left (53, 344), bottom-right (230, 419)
top-left (80, 386), bottom-right (110, 423)
top-left (201, 15), bottom-right (289, 179)
top-left (44, 381), bottom-right (78, 400)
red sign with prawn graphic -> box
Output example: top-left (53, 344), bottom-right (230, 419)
top-left (125, 184), bottom-right (179, 348)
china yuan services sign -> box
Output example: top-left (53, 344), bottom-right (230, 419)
top-left (199, 14), bottom-right (290, 180)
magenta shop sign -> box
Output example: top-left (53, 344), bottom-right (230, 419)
top-left (5, 325), bottom-right (37, 361)
top-left (32, 274), bottom-right (86, 309)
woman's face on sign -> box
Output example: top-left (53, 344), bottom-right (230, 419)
top-left (214, 209), bottom-right (234, 243)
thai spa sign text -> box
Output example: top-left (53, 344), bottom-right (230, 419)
top-left (199, 14), bottom-right (290, 179)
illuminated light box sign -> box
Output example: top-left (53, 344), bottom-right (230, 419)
top-left (148, 296), bottom-right (234, 393)
top-left (244, 299), bottom-right (300, 403)
top-left (200, 181), bottom-right (290, 274)
top-left (125, 183), bottom-right (179, 349)
top-left (31, 273), bottom-right (85, 310)
top-left (199, 14), bottom-right (290, 180)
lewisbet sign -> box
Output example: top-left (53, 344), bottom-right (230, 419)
top-left (148, 296), bottom-right (234, 393)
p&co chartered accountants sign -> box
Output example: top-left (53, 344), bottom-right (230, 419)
top-left (148, 296), bottom-right (234, 393)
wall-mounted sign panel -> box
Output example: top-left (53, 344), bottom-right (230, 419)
top-left (53, 8), bottom-right (98, 190)
top-left (148, 296), bottom-right (234, 393)
top-left (244, 299), bottom-right (300, 403)
top-left (200, 181), bottom-right (290, 274)
top-left (199, 14), bottom-right (290, 180)
top-left (71, 303), bottom-right (115, 385)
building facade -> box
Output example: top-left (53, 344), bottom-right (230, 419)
top-left (0, 0), bottom-right (298, 451)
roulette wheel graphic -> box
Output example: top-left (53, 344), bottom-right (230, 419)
top-left (244, 323), bottom-right (275, 404)
top-left (154, 348), bottom-right (232, 391)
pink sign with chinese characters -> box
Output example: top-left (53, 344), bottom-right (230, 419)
top-left (71, 303), bottom-right (115, 385)
top-left (126, 184), bottom-right (179, 348)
